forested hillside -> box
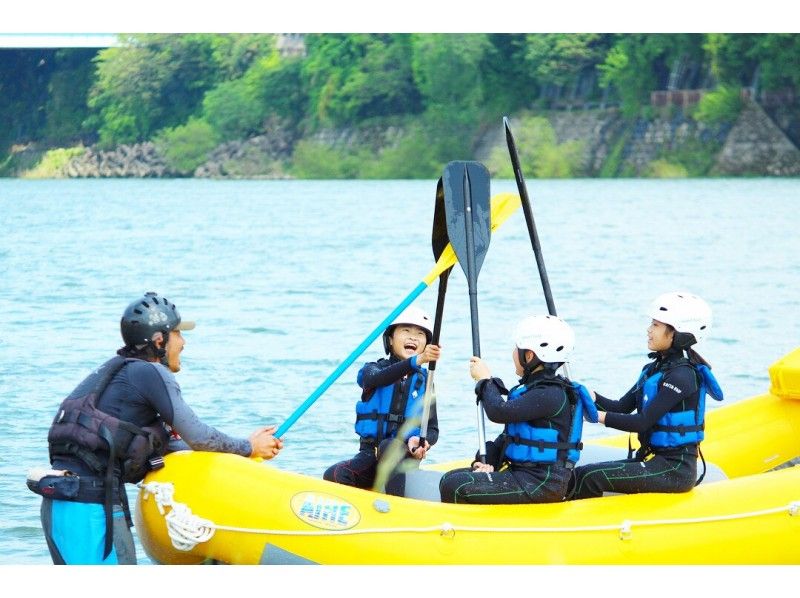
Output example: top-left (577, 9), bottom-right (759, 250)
top-left (2, 33), bottom-right (798, 178)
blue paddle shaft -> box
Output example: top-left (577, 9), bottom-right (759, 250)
top-left (275, 281), bottom-right (428, 438)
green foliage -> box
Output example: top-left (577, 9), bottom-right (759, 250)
top-left (289, 139), bottom-right (362, 179)
top-left (599, 34), bottom-right (705, 118)
top-left (706, 33), bottom-right (800, 91)
top-left (663, 137), bottom-right (722, 177)
top-left (155, 118), bottom-right (219, 175)
top-left (411, 33), bottom-right (489, 113)
top-left (203, 78), bottom-right (264, 141)
top-left (487, 115), bottom-right (585, 178)
top-left (598, 130), bottom-right (630, 178)
top-left (89, 34), bottom-right (222, 146)
top-left (3, 33), bottom-right (800, 178)
top-left (302, 34), bottom-right (421, 128)
top-left (22, 146), bottom-right (86, 178)
top-left (208, 34), bottom-right (276, 80)
top-left (480, 34), bottom-right (537, 116)
top-left (694, 86), bottom-right (742, 125)
top-left (753, 34), bottom-right (800, 90)
top-left (644, 159), bottom-right (689, 178)
top-left (253, 57), bottom-right (307, 128)
top-left (358, 125), bottom-right (440, 179)
top-left (525, 34), bottom-right (616, 87)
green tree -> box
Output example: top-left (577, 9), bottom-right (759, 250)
top-left (479, 34), bottom-right (538, 116)
top-left (487, 115), bottom-right (584, 178)
top-left (203, 78), bottom-right (264, 141)
top-left (694, 85), bottom-right (742, 125)
top-left (302, 34), bottom-right (420, 128)
top-left (155, 117), bottom-right (219, 175)
top-left (255, 56), bottom-right (307, 129)
top-left (599, 34), bottom-right (704, 117)
top-left (525, 33), bottom-right (616, 88)
top-left (89, 34), bottom-right (221, 146)
top-left (410, 33), bottom-right (491, 161)
top-left (706, 33), bottom-right (800, 90)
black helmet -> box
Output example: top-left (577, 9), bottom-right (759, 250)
top-left (120, 292), bottom-right (195, 347)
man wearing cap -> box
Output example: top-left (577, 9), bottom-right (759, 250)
top-left (31, 292), bottom-right (283, 565)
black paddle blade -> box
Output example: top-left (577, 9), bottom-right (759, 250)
top-left (442, 161), bottom-right (491, 280)
top-left (432, 177), bottom-right (449, 261)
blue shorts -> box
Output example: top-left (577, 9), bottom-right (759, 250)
top-left (40, 498), bottom-right (136, 564)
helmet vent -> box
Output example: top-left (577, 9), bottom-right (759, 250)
top-left (539, 342), bottom-right (548, 347)
top-left (556, 346), bottom-right (564, 352)
top-left (133, 308), bottom-right (142, 315)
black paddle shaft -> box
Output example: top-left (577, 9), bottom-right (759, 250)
top-left (503, 117), bottom-right (558, 317)
top-left (419, 179), bottom-right (452, 447)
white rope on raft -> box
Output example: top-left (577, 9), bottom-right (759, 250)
top-left (139, 481), bottom-right (800, 551)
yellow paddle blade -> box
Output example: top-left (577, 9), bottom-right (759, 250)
top-left (424, 191), bottom-right (521, 285)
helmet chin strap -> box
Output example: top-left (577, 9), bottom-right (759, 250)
top-left (518, 348), bottom-right (543, 377)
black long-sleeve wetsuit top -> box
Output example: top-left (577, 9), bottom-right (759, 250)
top-left (358, 354), bottom-right (439, 447)
top-left (52, 358), bottom-right (252, 476)
top-left (595, 350), bottom-right (700, 455)
top-left (475, 369), bottom-right (574, 468)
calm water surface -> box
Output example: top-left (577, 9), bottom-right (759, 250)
top-left (1, 177), bottom-right (799, 564)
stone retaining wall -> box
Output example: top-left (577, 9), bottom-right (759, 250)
top-left (61, 103), bottom-right (800, 178)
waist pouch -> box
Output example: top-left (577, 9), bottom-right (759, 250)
top-left (27, 472), bottom-right (117, 504)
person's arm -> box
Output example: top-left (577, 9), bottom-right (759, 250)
top-left (594, 382), bottom-right (639, 414)
top-left (145, 363), bottom-right (262, 457)
top-left (423, 395), bottom-right (439, 447)
top-left (477, 378), bottom-right (565, 424)
top-left (603, 367), bottom-right (698, 433)
top-left (357, 358), bottom-right (418, 397)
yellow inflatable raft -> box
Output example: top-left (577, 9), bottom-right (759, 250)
top-left (135, 349), bottom-right (800, 565)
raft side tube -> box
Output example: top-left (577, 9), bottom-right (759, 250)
top-left (769, 347), bottom-right (800, 400)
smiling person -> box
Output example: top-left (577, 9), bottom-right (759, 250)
top-left (569, 292), bottom-right (723, 500)
top-left (28, 292), bottom-right (283, 565)
top-left (323, 305), bottom-right (440, 491)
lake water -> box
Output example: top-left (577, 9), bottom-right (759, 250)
top-left (1, 177), bottom-right (799, 565)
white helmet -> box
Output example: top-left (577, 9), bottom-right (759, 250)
top-left (647, 291), bottom-right (712, 345)
top-left (382, 306), bottom-right (433, 354)
top-left (514, 315), bottom-right (575, 364)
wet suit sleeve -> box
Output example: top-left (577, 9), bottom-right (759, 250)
top-left (473, 434), bottom-right (505, 469)
top-left (146, 363), bottom-right (253, 457)
top-left (358, 357), bottom-right (419, 399)
top-left (476, 377), bottom-right (566, 424)
top-left (603, 366), bottom-right (698, 433)
top-left (423, 393), bottom-right (439, 446)
top-left (594, 383), bottom-right (638, 414)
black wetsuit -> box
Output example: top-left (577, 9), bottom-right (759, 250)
top-left (439, 369), bottom-right (574, 504)
top-left (570, 350), bottom-right (700, 499)
top-left (323, 355), bottom-right (438, 493)
top-left (41, 357), bottom-right (252, 564)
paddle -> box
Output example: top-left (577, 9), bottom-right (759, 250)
top-left (274, 190), bottom-right (521, 439)
top-left (503, 117), bottom-right (572, 377)
top-left (443, 160), bottom-right (492, 462)
top-left (416, 178), bottom-right (452, 453)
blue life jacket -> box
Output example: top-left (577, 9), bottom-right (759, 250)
top-left (354, 366), bottom-right (427, 443)
top-left (638, 360), bottom-right (723, 449)
top-left (503, 375), bottom-right (598, 467)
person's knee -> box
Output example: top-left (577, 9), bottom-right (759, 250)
top-left (323, 464), bottom-right (339, 482)
top-left (438, 471), bottom-right (462, 503)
